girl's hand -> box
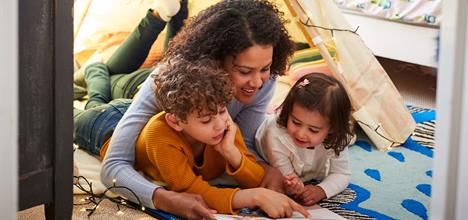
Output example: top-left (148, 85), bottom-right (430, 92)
top-left (284, 174), bottom-right (304, 196)
top-left (233, 188), bottom-right (310, 219)
top-left (298, 185), bottom-right (327, 206)
top-left (214, 115), bottom-right (242, 169)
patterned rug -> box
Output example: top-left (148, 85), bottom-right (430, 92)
top-left (319, 106), bottom-right (436, 220)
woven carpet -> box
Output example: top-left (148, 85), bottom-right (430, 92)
top-left (319, 106), bottom-right (435, 220)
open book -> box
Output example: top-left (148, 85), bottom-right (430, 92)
top-left (144, 204), bottom-right (345, 220)
top-left (214, 205), bottom-right (346, 220)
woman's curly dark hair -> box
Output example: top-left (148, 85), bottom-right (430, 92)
top-left (153, 57), bottom-right (234, 121)
top-left (277, 73), bottom-right (354, 156)
top-left (165, 0), bottom-right (294, 77)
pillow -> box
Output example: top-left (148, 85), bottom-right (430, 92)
top-left (287, 47), bottom-right (335, 85)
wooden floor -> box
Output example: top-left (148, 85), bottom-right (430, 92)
top-left (379, 57), bottom-right (437, 109)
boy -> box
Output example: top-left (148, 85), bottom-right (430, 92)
top-left (128, 57), bottom-right (269, 214)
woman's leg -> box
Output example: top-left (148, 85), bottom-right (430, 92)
top-left (74, 99), bottom-right (132, 156)
top-left (164, 0), bottom-right (188, 51)
top-left (106, 10), bottom-right (168, 74)
top-left (86, 4), bottom-right (188, 102)
top-left (84, 63), bottom-right (111, 109)
top-left (110, 69), bottom-right (152, 99)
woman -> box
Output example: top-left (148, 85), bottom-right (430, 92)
top-left (80, 0), bottom-right (299, 219)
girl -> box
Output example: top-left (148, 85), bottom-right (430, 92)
top-left (255, 72), bottom-right (354, 206)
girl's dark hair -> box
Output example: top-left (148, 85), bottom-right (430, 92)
top-left (165, 0), bottom-right (294, 77)
top-left (277, 73), bottom-right (353, 155)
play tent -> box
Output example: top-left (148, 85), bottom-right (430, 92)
top-left (74, 0), bottom-right (416, 150)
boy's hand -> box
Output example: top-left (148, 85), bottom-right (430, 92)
top-left (298, 185), bottom-right (327, 206)
top-left (153, 189), bottom-right (217, 220)
top-left (284, 174), bottom-right (304, 196)
top-left (214, 115), bottom-right (242, 169)
top-left (214, 115), bottom-right (237, 155)
top-left (233, 188), bottom-right (310, 219)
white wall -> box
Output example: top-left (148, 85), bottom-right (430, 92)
top-left (431, 0), bottom-right (468, 219)
top-left (343, 13), bottom-right (439, 68)
top-left (0, 0), bottom-right (18, 218)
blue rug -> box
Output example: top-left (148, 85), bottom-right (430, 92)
top-left (320, 106), bottom-right (436, 220)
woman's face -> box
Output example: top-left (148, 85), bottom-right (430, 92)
top-left (223, 44), bottom-right (273, 104)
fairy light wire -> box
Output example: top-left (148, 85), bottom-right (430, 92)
top-left (73, 175), bottom-right (144, 217)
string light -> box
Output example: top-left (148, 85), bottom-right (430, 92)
top-left (288, 0), bottom-right (359, 37)
top-left (73, 175), bottom-right (146, 217)
top-left (356, 120), bottom-right (403, 148)
top-left (300, 16), bottom-right (360, 36)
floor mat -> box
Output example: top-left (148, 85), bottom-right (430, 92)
top-left (319, 106), bottom-right (435, 220)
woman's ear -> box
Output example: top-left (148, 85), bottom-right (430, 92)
top-left (165, 113), bottom-right (183, 132)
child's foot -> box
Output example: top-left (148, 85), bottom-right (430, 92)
top-left (153, 0), bottom-right (181, 22)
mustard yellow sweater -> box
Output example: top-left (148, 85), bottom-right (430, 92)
top-left (130, 112), bottom-right (265, 214)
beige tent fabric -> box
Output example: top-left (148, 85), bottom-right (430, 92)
top-left (73, 0), bottom-right (167, 68)
top-left (73, 0), bottom-right (309, 68)
top-left (284, 0), bottom-right (416, 150)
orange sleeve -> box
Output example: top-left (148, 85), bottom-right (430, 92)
top-left (147, 140), bottom-right (238, 214)
top-left (226, 128), bottom-right (265, 188)
top-left (195, 148), bottom-right (226, 180)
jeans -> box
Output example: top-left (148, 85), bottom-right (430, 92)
top-left (74, 99), bottom-right (132, 156)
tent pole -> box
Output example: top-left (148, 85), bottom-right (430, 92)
top-left (283, 0), bottom-right (360, 110)
top-left (283, 0), bottom-right (339, 76)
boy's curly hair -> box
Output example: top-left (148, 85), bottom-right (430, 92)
top-left (165, 0), bottom-right (294, 77)
top-left (153, 57), bottom-right (234, 121)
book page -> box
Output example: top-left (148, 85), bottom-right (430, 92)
top-left (214, 205), bottom-right (346, 220)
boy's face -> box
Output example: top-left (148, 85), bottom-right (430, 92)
top-left (179, 106), bottom-right (229, 146)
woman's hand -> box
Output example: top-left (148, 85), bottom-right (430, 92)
top-left (259, 163), bottom-right (285, 194)
top-left (298, 185), bottom-right (327, 206)
top-left (214, 115), bottom-right (242, 169)
top-left (233, 188), bottom-right (310, 219)
top-left (153, 189), bottom-right (217, 220)
top-left (284, 174), bottom-right (305, 196)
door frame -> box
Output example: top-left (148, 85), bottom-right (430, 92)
top-left (431, 0), bottom-right (468, 219)
top-left (0, 0), bottom-right (18, 217)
